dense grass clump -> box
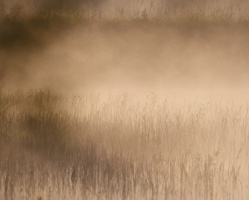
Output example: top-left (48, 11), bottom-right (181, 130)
top-left (0, 88), bottom-right (249, 199)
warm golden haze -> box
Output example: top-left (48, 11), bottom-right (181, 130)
top-left (1, 0), bottom-right (249, 199)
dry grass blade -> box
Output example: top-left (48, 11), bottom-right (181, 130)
top-left (0, 85), bottom-right (27, 114)
top-left (0, 97), bottom-right (26, 113)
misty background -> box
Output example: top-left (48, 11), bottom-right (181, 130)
top-left (1, 0), bottom-right (249, 100)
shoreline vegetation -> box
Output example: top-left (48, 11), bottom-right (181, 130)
top-left (1, 88), bottom-right (249, 199)
top-left (1, 1), bottom-right (249, 54)
top-left (0, 1), bottom-right (249, 24)
top-left (1, 1), bottom-right (249, 199)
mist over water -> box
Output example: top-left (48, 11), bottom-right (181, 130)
top-left (1, 0), bottom-right (249, 102)
top-left (2, 2), bottom-right (249, 199)
top-left (1, 23), bottom-right (249, 102)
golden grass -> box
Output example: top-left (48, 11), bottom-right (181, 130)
top-left (0, 0), bottom-right (249, 24)
top-left (1, 88), bottom-right (249, 199)
top-left (1, 3), bottom-right (249, 199)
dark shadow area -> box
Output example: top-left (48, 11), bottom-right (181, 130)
top-left (0, 18), bottom-right (82, 82)
top-left (0, 17), bottom-right (78, 51)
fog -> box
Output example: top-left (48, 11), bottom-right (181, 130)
top-left (1, 0), bottom-right (249, 102)
top-left (2, 3), bottom-right (249, 199)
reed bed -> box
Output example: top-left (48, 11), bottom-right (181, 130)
top-left (1, 1), bottom-right (249, 199)
top-left (0, 0), bottom-right (249, 23)
top-left (0, 88), bottom-right (249, 199)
